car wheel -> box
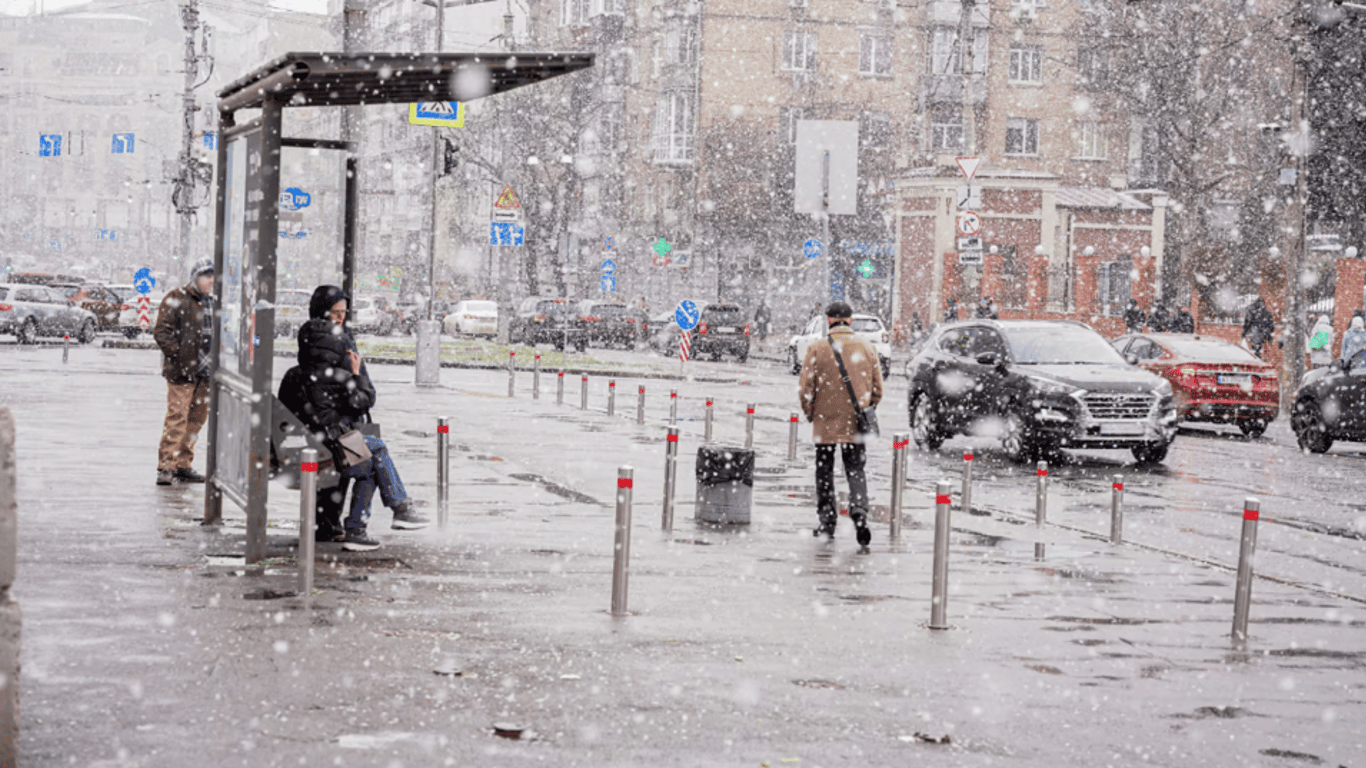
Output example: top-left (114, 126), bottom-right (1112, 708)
top-left (1000, 410), bottom-right (1037, 463)
top-left (709, 351), bottom-right (721, 362)
top-left (1131, 441), bottom-right (1170, 465)
top-left (737, 349), bottom-right (749, 363)
top-left (122, 327), bottom-right (141, 340)
top-left (789, 347), bottom-right (801, 375)
top-left (909, 392), bottom-right (945, 450)
top-left (16, 317), bottom-right (38, 345)
top-left (1292, 399), bottom-right (1333, 453)
top-left (881, 359), bottom-right (891, 379)
top-left (1237, 419), bottom-right (1268, 439)
top-left (77, 319), bottom-right (96, 344)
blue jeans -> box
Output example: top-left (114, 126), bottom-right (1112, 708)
top-left (345, 434), bottom-right (408, 531)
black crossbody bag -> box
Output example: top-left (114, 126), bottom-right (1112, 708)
top-left (828, 335), bottom-right (879, 438)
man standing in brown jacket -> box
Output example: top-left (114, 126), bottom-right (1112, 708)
top-left (154, 258), bottom-right (215, 485)
top-left (798, 301), bottom-right (883, 546)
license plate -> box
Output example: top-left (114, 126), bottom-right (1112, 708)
top-left (1218, 374), bottom-right (1251, 385)
top-left (1099, 422), bottom-right (1144, 436)
top-left (715, 326), bottom-right (738, 334)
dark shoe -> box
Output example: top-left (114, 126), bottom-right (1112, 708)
top-left (342, 528), bottom-right (381, 552)
top-left (391, 501), bottom-right (431, 530)
top-left (156, 469), bottom-right (175, 486)
top-left (856, 524), bottom-right (872, 547)
top-left (173, 468), bottom-right (206, 483)
top-left (812, 519), bottom-right (836, 539)
top-left (315, 526), bottom-right (346, 543)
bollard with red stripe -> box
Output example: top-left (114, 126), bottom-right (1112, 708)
top-left (662, 427), bottom-right (680, 531)
top-left (533, 353), bottom-right (541, 400)
top-left (297, 447), bottom-right (319, 596)
top-left (580, 374), bottom-right (589, 411)
top-left (669, 389), bottom-right (678, 426)
top-left (961, 451), bottom-right (974, 519)
top-left (637, 384), bottom-right (646, 425)
top-left (437, 418), bottom-right (450, 528)
top-left (787, 412), bottom-right (800, 461)
top-left (889, 432), bottom-right (909, 541)
top-left (1110, 474), bottom-right (1124, 544)
top-left (611, 466), bottom-right (635, 617)
top-left (929, 480), bottom-right (953, 630)
top-left (557, 370), bottom-right (565, 405)
top-left (744, 403), bottom-right (756, 449)
top-left (507, 350), bottom-right (516, 397)
top-left (607, 379), bottom-right (617, 416)
top-left (704, 397), bottom-right (714, 443)
top-left (1232, 497), bottom-right (1261, 648)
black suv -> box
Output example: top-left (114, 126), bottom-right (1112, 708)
top-left (1291, 354), bottom-right (1366, 453)
top-left (907, 320), bottom-right (1177, 464)
top-left (577, 300), bottom-right (638, 349)
top-left (693, 303), bottom-right (750, 362)
top-left (510, 297), bottom-right (587, 351)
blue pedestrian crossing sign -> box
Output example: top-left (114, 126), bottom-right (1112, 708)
top-left (675, 299), bottom-right (700, 331)
top-left (133, 267), bottom-right (156, 295)
top-left (409, 102), bottom-right (465, 127)
top-left (803, 238), bottom-right (823, 259)
top-left (601, 259), bottom-right (617, 276)
top-left (600, 275), bottom-right (617, 293)
top-left (490, 222), bottom-right (524, 247)
top-left (111, 133), bottom-right (134, 154)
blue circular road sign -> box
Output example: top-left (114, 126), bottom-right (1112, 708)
top-left (601, 259), bottom-right (617, 276)
top-left (675, 299), bottom-right (700, 330)
top-left (133, 267), bottom-right (156, 294)
top-left (803, 238), bottom-right (823, 259)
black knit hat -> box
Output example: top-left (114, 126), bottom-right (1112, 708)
top-left (824, 301), bottom-right (853, 319)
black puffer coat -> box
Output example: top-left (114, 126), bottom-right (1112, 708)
top-left (293, 318), bottom-right (375, 443)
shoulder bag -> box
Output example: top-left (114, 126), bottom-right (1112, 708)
top-left (829, 335), bottom-right (879, 438)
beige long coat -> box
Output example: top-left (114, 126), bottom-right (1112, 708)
top-left (798, 324), bottom-right (884, 444)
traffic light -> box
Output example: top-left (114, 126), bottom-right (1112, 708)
top-left (442, 138), bottom-right (459, 175)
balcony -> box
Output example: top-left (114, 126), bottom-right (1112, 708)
top-left (928, 0), bottom-right (991, 27)
top-left (923, 74), bottom-right (987, 105)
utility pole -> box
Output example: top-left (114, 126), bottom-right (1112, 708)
top-left (959, 0), bottom-right (976, 156)
top-left (175, 0), bottom-right (207, 278)
top-left (414, 0), bottom-right (447, 386)
top-left (1282, 6), bottom-right (1311, 398)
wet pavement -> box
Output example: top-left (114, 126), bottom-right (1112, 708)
top-left (3, 342), bottom-right (1364, 767)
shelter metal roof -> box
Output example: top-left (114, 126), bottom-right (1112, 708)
top-left (216, 51), bottom-right (595, 114)
top-left (1056, 186), bottom-right (1150, 211)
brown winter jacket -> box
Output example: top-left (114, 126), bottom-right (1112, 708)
top-left (154, 284), bottom-right (210, 383)
top-left (798, 323), bottom-right (884, 444)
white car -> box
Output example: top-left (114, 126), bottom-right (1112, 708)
top-left (788, 313), bottom-right (893, 378)
top-left (442, 299), bottom-right (498, 337)
top-left (117, 290), bottom-right (166, 339)
top-left (350, 296), bottom-right (394, 335)
top-left (275, 288), bottom-right (313, 338)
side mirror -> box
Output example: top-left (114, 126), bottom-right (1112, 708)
top-left (1125, 353), bottom-right (1139, 365)
top-left (975, 351), bottom-right (1000, 367)
top-left (1333, 357), bottom-right (1348, 372)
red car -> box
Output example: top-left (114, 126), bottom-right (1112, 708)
top-left (1111, 333), bottom-right (1279, 437)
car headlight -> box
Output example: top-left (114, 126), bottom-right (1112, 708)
top-left (1025, 375), bottom-right (1080, 397)
top-left (1152, 380), bottom-right (1173, 398)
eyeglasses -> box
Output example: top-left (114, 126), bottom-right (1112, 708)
top-left (328, 310), bottom-right (347, 319)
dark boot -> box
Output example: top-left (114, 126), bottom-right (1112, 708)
top-left (852, 511), bottom-right (871, 547)
top-left (812, 517), bottom-right (836, 539)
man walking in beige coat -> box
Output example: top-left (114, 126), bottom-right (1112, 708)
top-left (799, 301), bottom-right (883, 546)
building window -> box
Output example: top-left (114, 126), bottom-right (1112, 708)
top-left (859, 35), bottom-right (892, 76)
top-left (665, 21), bottom-right (698, 66)
top-left (1008, 44), bottom-right (1042, 84)
top-left (1005, 117), bottom-right (1039, 156)
top-left (1077, 48), bottom-right (1110, 89)
top-left (791, 0), bottom-right (807, 7)
top-left (600, 106), bottom-right (622, 152)
top-left (1076, 120), bottom-right (1105, 159)
top-left (598, 0), bottom-right (625, 14)
top-left (997, 245), bottom-right (1028, 309)
top-left (651, 41), bottom-right (662, 77)
top-left (562, 0), bottom-right (589, 26)
top-left (930, 108), bottom-right (964, 151)
top-left (782, 30), bottom-right (817, 72)
top-left (779, 107), bottom-right (804, 144)
top-left (862, 111), bottom-right (892, 148)
top-left (931, 27), bottom-right (987, 75)
top-left (1097, 257), bottom-right (1133, 315)
top-left (651, 91), bottom-right (694, 164)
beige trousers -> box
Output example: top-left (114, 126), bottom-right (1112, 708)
top-left (158, 378), bottom-right (211, 471)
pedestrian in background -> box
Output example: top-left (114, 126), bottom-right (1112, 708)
top-left (154, 257), bottom-right (215, 486)
top-left (754, 299), bottom-right (772, 343)
top-left (976, 295), bottom-right (998, 319)
top-left (1172, 305), bottom-right (1196, 333)
top-left (1123, 299), bottom-right (1145, 334)
top-left (1308, 314), bottom-right (1335, 369)
top-left (799, 301), bottom-right (883, 547)
top-left (943, 297), bottom-right (959, 323)
top-left (1341, 315), bottom-right (1366, 367)
top-left (1148, 303), bottom-right (1172, 333)
top-left (1242, 297), bottom-right (1275, 358)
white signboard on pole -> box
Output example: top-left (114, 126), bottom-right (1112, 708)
top-left (794, 120), bottom-right (859, 216)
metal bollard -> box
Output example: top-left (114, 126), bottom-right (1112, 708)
top-left (637, 384), bottom-right (646, 425)
top-left (661, 427), bottom-right (679, 531)
top-left (669, 389), bottom-right (678, 426)
top-left (62, 334), bottom-right (69, 364)
top-left (437, 418), bottom-right (450, 529)
top-left (744, 404), bottom-right (755, 449)
top-left (298, 448), bottom-right (319, 596)
top-left (1232, 497), bottom-right (1261, 648)
top-left (1110, 475), bottom-right (1124, 544)
top-left (1034, 460), bottom-right (1048, 560)
top-left (557, 371), bottom-right (565, 405)
top-left (890, 434), bottom-right (908, 541)
top-left (533, 354), bottom-right (541, 400)
top-left (787, 412), bottom-right (799, 461)
top-left (961, 451), bottom-right (974, 516)
top-left (507, 350), bottom-right (515, 397)
top-left (928, 480), bottom-right (953, 630)
top-left (607, 379), bottom-right (616, 416)
top-left (704, 397), bottom-right (714, 443)
top-left (580, 374), bottom-right (589, 411)
top-left (610, 466), bottom-right (634, 617)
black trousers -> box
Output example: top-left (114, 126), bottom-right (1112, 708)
top-left (815, 443), bottom-right (869, 525)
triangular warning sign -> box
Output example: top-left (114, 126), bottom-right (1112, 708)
top-left (493, 184), bottom-right (521, 210)
top-left (420, 102), bottom-right (455, 115)
top-left (956, 156), bottom-right (981, 180)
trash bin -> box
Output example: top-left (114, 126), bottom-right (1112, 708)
top-left (695, 446), bottom-right (754, 524)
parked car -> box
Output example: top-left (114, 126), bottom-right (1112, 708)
top-left (788, 313), bottom-right (892, 378)
top-left (509, 297), bottom-right (587, 351)
top-left (648, 310), bottom-right (680, 355)
top-left (52, 282), bottom-right (122, 331)
top-left (275, 288), bottom-right (314, 338)
top-left (443, 299), bottom-right (498, 337)
top-left (691, 303), bottom-right (750, 361)
top-left (576, 300), bottom-right (637, 348)
top-left (396, 302), bottom-right (424, 335)
top-left (0, 282), bottom-right (99, 344)
top-left (350, 296), bottom-right (395, 335)
top-left (1111, 332), bottom-right (1278, 437)
top-left (117, 290), bottom-right (165, 339)
top-left (1291, 354), bottom-right (1366, 453)
top-left (906, 319), bottom-right (1178, 464)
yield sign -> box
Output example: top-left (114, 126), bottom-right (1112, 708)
top-left (956, 156), bottom-right (981, 181)
top-left (493, 184), bottom-right (521, 209)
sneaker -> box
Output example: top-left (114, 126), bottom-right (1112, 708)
top-left (812, 519), bottom-right (836, 539)
top-left (391, 501), bottom-right (431, 530)
top-left (156, 469), bottom-right (175, 486)
top-left (173, 468), bottom-right (206, 483)
top-left (315, 525), bottom-right (346, 543)
top-left (856, 524), bottom-right (872, 547)
top-left (342, 528), bottom-right (381, 552)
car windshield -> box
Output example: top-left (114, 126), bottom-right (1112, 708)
top-left (1160, 337), bottom-right (1259, 363)
top-left (851, 318), bottom-right (882, 332)
top-left (595, 305), bottom-right (628, 317)
top-left (466, 301), bottom-right (496, 312)
top-left (704, 307), bottom-right (743, 323)
top-left (536, 300), bottom-right (571, 316)
top-left (1004, 326), bottom-right (1128, 364)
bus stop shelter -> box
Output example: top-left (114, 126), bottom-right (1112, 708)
top-left (203, 51), bottom-right (594, 562)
